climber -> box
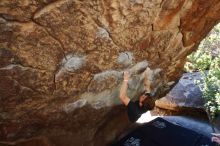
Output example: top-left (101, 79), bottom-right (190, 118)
top-left (211, 133), bottom-right (220, 144)
top-left (119, 71), bottom-right (154, 123)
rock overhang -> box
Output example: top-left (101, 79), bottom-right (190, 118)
top-left (0, 0), bottom-right (220, 145)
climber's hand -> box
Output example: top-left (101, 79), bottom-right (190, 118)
top-left (123, 71), bottom-right (129, 81)
top-left (212, 136), bottom-right (220, 144)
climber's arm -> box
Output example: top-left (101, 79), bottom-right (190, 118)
top-left (119, 71), bottom-right (130, 106)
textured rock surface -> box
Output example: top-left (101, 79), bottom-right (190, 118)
top-left (155, 72), bottom-right (205, 111)
top-left (0, 0), bottom-right (220, 145)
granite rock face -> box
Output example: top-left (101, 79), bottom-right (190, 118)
top-left (0, 0), bottom-right (220, 145)
top-left (155, 72), bottom-right (205, 111)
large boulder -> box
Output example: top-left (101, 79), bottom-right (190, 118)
top-left (0, 0), bottom-right (220, 145)
top-left (155, 72), bottom-right (205, 111)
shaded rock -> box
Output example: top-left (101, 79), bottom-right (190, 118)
top-left (137, 114), bottom-right (220, 138)
top-left (0, 136), bottom-right (54, 146)
top-left (96, 27), bottom-right (110, 40)
top-left (117, 52), bottom-right (133, 67)
top-left (55, 54), bottom-right (86, 80)
top-left (128, 61), bottom-right (149, 75)
top-left (63, 99), bottom-right (87, 114)
top-left (0, 48), bottom-right (20, 68)
top-left (63, 55), bottom-right (86, 72)
top-left (213, 116), bottom-right (220, 130)
top-left (0, 0), bottom-right (220, 145)
top-left (87, 61), bottom-right (151, 93)
top-left (143, 67), bottom-right (163, 96)
top-left (163, 116), bottom-right (220, 137)
top-left (54, 70), bottom-right (92, 96)
top-left (0, 64), bottom-right (54, 100)
top-left (156, 72), bottom-right (205, 111)
top-left (88, 70), bottom-right (122, 92)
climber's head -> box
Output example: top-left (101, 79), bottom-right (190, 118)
top-left (138, 91), bottom-right (155, 110)
top-left (139, 91), bottom-right (151, 107)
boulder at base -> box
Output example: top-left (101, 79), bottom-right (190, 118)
top-left (156, 72), bottom-right (205, 111)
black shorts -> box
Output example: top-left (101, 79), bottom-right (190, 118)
top-left (127, 100), bottom-right (148, 123)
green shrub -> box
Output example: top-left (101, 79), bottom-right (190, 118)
top-left (198, 57), bottom-right (220, 119)
top-left (184, 48), bottom-right (212, 72)
top-left (184, 23), bottom-right (220, 120)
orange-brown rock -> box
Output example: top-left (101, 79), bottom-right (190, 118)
top-left (0, 0), bottom-right (220, 145)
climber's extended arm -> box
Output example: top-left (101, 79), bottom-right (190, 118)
top-left (119, 71), bottom-right (130, 106)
